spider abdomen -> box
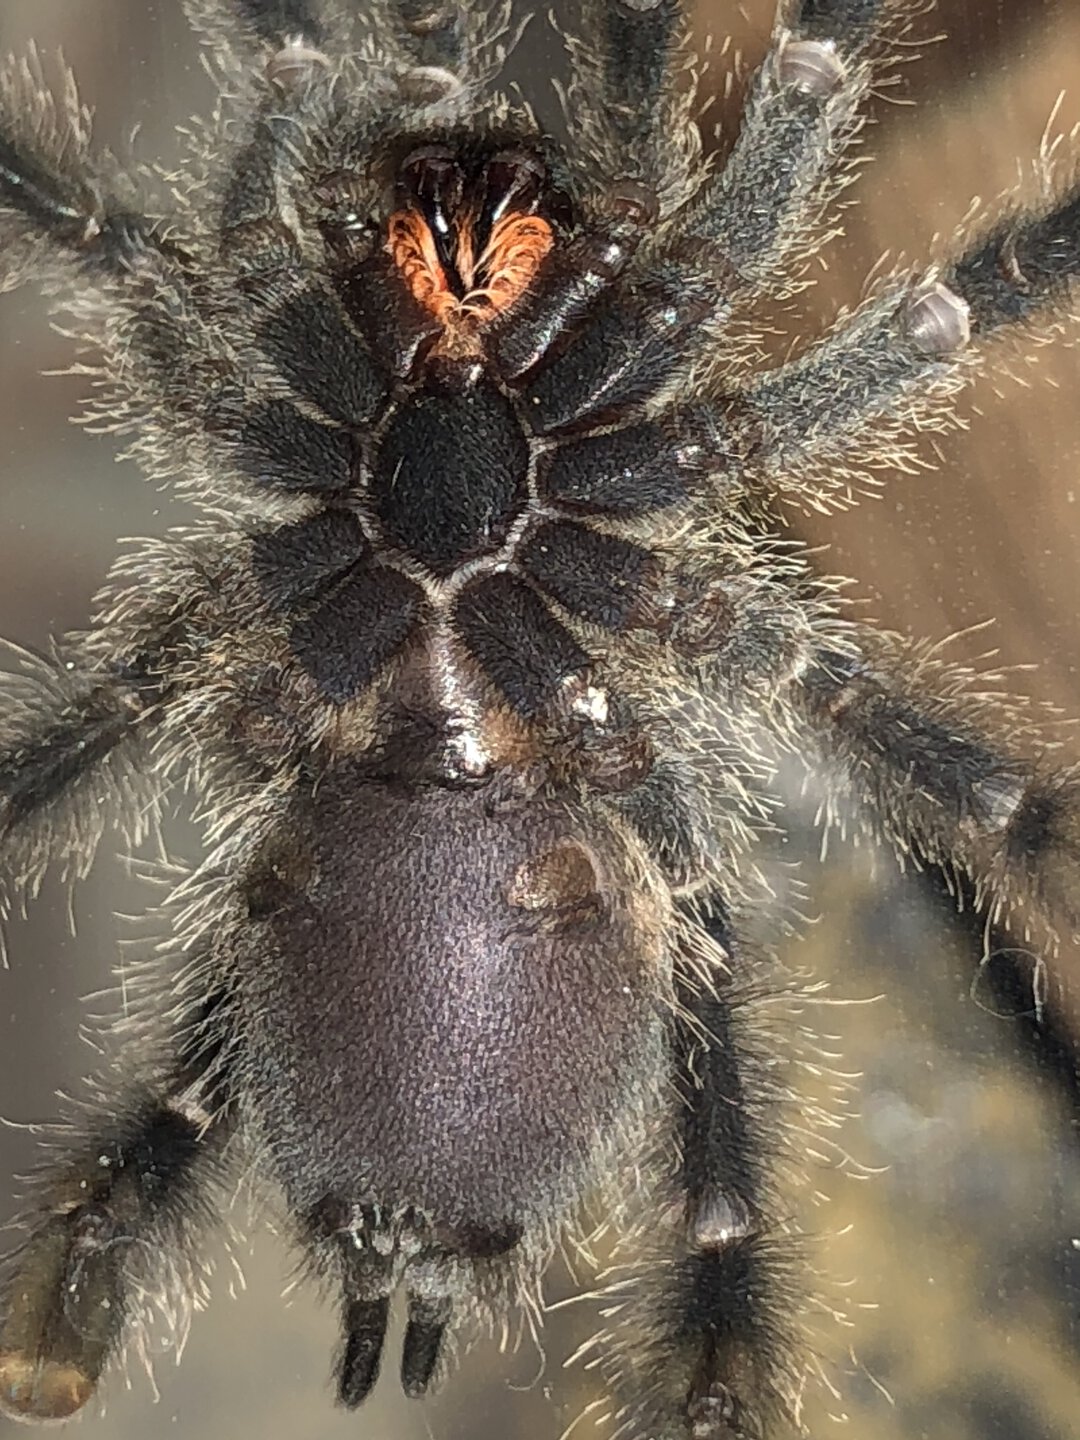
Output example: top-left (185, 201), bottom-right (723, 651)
top-left (236, 772), bottom-right (669, 1247)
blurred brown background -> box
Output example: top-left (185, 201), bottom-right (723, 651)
top-left (1, 3), bottom-right (1079, 1438)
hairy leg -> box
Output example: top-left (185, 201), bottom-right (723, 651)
top-left (668, 0), bottom-right (897, 294)
top-left (0, 1004), bottom-right (232, 1425)
top-left (0, 526), bottom-right (263, 934)
top-left (0, 659), bottom-right (153, 929)
top-left (600, 907), bottom-right (796, 1440)
top-left (0, 54), bottom-right (191, 285)
top-left (636, 571), bottom-right (1080, 945)
top-left (792, 633), bottom-right (1080, 943)
top-left (730, 174), bottom-right (1080, 504)
top-left (230, 0), bottom-right (328, 45)
top-left (561, 0), bottom-right (701, 218)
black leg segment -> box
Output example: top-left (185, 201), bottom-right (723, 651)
top-left (387, 0), bottom-right (472, 76)
top-left (0, 62), bottom-right (191, 282)
top-left (794, 637), bottom-right (1080, 937)
top-left (738, 277), bottom-right (969, 500)
top-left (739, 175), bottom-right (1080, 497)
top-left (602, 906), bottom-right (795, 1440)
top-left (0, 649), bottom-right (173, 923)
top-left (667, 907), bottom-right (790, 1439)
top-left (948, 186), bottom-right (1080, 334)
top-left (0, 681), bottom-right (137, 843)
top-left (793, 0), bottom-right (886, 46)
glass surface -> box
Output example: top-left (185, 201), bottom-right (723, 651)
top-left (0, 3), bottom-right (1078, 1438)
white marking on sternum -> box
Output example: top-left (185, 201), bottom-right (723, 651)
top-left (429, 621), bottom-right (492, 777)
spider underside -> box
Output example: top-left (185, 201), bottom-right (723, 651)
top-left (0, 0), bottom-right (1079, 1436)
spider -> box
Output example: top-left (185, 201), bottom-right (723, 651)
top-left (0, 0), bottom-right (1079, 1436)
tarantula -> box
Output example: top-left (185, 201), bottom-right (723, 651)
top-left (0, 0), bottom-right (1078, 1435)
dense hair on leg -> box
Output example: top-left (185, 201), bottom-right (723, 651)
top-left (560, 0), bottom-right (702, 218)
top-left (666, 0), bottom-right (900, 295)
top-left (0, 646), bottom-right (163, 947)
top-left (594, 909), bottom-right (807, 1440)
top-left (380, 0), bottom-right (481, 81)
top-left (791, 0), bottom-right (887, 45)
top-left (734, 278), bottom-right (969, 505)
top-left (352, 0), bottom-right (525, 119)
top-left (0, 51), bottom-right (189, 287)
top-left (0, 1059), bottom-right (229, 1425)
top-left (183, 0), bottom-right (337, 58)
top-left (232, 0), bottom-right (328, 44)
top-left (791, 632), bottom-right (1080, 944)
top-left (947, 182), bottom-right (1080, 333)
top-left (725, 165), bottom-right (1080, 509)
